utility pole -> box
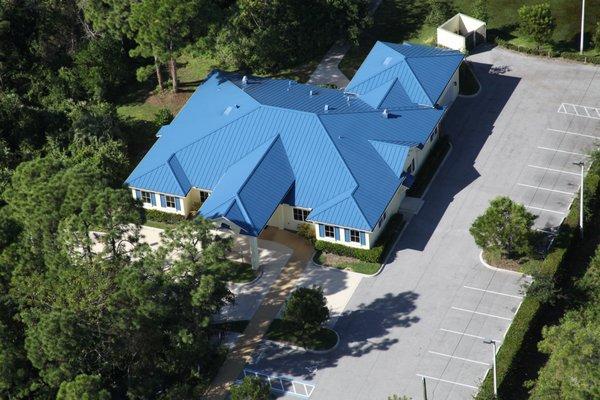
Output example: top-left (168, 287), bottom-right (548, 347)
top-left (484, 339), bottom-right (498, 398)
top-left (580, 0), bottom-right (586, 54)
top-left (422, 376), bottom-right (428, 400)
top-left (574, 161), bottom-right (585, 237)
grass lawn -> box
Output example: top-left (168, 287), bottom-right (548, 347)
top-left (315, 251), bottom-right (380, 275)
top-left (266, 319), bottom-right (338, 351)
top-left (216, 260), bottom-right (257, 284)
top-left (406, 136), bottom-right (451, 198)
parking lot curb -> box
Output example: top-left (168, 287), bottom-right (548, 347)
top-left (478, 250), bottom-right (531, 278)
top-left (263, 329), bottom-right (340, 355)
top-left (232, 266), bottom-right (264, 288)
top-left (373, 216), bottom-right (412, 277)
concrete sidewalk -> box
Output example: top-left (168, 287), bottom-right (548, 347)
top-left (204, 228), bottom-right (314, 399)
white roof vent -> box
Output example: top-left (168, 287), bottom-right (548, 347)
top-left (241, 75), bottom-right (248, 85)
top-left (224, 106), bottom-right (233, 116)
top-left (324, 104), bottom-right (329, 112)
top-left (383, 56), bottom-right (393, 66)
top-left (382, 108), bottom-right (389, 118)
top-left (309, 90), bottom-right (314, 96)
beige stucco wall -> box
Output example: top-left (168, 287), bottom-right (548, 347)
top-left (438, 66), bottom-right (460, 107)
top-left (132, 187), bottom-right (210, 217)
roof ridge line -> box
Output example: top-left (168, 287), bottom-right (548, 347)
top-left (375, 78), bottom-right (398, 109)
top-left (233, 195), bottom-right (255, 234)
top-left (166, 154), bottom-right (189, 195)
top-left (349, 190), bottom-right (372, 229)
top-left (314, 114), bottom-right (360, 189)
top-left (403, 58), bottom-right (436, 105)
top-left (236, 135), bottom-right (282, 196)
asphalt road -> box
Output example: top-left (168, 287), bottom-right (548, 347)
top-left (246, 46), bottom-right (600, 400)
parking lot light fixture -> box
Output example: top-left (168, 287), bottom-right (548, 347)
top-left (573, 161), bottom-right (585, 237)
top-left (483, 339), bottom-right (498, 397)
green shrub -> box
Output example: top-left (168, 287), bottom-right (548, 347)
top-left (230, 376), bottom-right (270, 400)
top-left (314, 213), bottom-right (403, 264)
top-left (282, 286), bottom-right (329, 334)
top-left (143, 209), bottom-right (186, 225)
top-left (297, 222), bottom-right (316, 245)
top-left (315, 240), bottom-right (383, 263)
top-left (154, 108), bottom-right (174, 126)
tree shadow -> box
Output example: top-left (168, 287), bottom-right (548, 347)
top-left (249, 291), bottom-right (419, 382)
top-left (386, 60), bottom-right (522, 258)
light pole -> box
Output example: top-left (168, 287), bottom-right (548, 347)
top-left (580, 0), bottom-right (586, 54)
top-left (574, 161), bottom-right (585, 237)
top-left (484, 339), bottom-right (498, 398)
top-left (422, 376), bottom-right (428, 400)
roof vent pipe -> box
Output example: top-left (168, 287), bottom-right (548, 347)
top-left (324, 104), bottom-right (329, 112)
top-left (382, 108), bottom-right (389, 118)
top-left (242, 75), bottom-right (248, 85)
top-left (309, 90), bottom-right (314, 96)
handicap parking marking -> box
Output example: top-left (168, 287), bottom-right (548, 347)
top-left (537, 146), bottom-right (590, 157)
top-left (558, 103), bottom-right (600, 120)
top-left (547, 128), bottom-right (600, 140)
top-left (463, 285), bottom-right (524, 300)
top-left (517, 182), bottom-right (576, 196)
top-left (525, 205), bottom-right (567, 215)
top-left (416, 374), bottom-right (478, 390)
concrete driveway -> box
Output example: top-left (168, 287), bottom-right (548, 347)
top-left (242, 47), bottom-right (600, 400)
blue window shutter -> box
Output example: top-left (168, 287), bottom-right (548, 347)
top-left (334, 227), bottom-right (340, 240)
top-left (344, 229), bottom-right (350, 242)
top-left (318, 224), bottom-right (324, 237)
top-left (160, 194), bottom-right (166, 207)
top-left (134, 189), bottom-right (141, 200)
top-left (359, 231), bottom-right (366, 245)
top-left (175, 197), bottom-right (181, 211)
top-left (150, 193), bottom-right (156, 206)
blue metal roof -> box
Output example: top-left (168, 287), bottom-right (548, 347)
top-left (346, 41), bottom-right (464, 108)
top-left (126, 42), bottom-right (462, 233)
top-left (198, 136), bottom-right (294, 236)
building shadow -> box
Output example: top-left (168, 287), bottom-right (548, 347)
top-left (386, 60), bottom-right (522, 260)
top-left (250, 290), bottom-right (419, 382)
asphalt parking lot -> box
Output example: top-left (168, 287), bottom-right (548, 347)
top-left (511, 103), bottom-right (600, 232)
top-left (238, 47), bottom-right (600, 400)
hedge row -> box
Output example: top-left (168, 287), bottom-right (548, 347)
top-left (476, 154), bottom-right (600, 399)
top-left (315, 240), bottom-right (383, 263)
top-left (143, 209), bottom-right (186, 225)
top-left (314, 213), bottom-right (404, 264)
top-left (495, 38), bottom-right (600, 65)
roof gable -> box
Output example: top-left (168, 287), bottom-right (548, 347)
top-left (369, 140), bottom-right (411, 178)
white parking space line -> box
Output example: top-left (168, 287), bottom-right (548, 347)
top-left (463, 286), bottom-right (524, 299)
top-left (451, 307), bottom-right (513, 321)
top-left (416, 374), bottom-right (478, 390)
top-left (525, 205), bottom-right (567, 215)
top-left (558, 103), bottom-right (600, 120)
top-left (527, 165), bottom-right (581, 176)
top-left (516, 183), bottom-right (575, 196)
top-left (428, 351), bottom-right (490, 366)
top-left (537, 146), bottom-right (590, 157)
top-left (547, 128), bottom-right (599, 140)
top-left (440, 328), bottom-right (501, 343)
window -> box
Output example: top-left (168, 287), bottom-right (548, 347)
top-left (200, 190), bottom-right (210, 203)
top-left (324, 225), bottom-right (334, 238)
top-left (165, 195), bottom-right (176, 208)
top-left (141, 191), bottom-right (152, 204)
top-left (349, 229), bottom-right (360, 243)
top-left (293, 208), bottom-right (309, 221)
